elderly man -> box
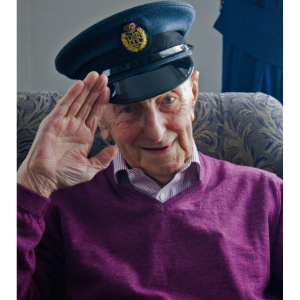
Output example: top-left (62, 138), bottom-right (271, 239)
top-left (17, 2), bottom-right (282, 299)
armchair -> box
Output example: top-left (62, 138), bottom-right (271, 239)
top-left (17, 92), bottom-right (282, 178)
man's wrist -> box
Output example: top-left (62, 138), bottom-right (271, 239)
top-left (17, 163), bottom-right (53, 198)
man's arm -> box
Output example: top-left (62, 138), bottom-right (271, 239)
top-left (17, 72), bottom-right (116, 299)
top-left (270, 181), bottom-right (283, 298)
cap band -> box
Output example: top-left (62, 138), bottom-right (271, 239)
top-left (103, 44), bottom-right (193, 78)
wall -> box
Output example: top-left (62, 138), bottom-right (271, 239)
top-left (17, 0), bottom-right (222, 93)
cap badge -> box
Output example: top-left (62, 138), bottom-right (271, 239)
top-left (121, 23), bottom-right (147, 52)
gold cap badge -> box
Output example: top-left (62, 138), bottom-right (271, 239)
top-left (121, 23), bottom-right (147, 52)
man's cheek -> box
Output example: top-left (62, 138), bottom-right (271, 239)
top-left (168, 117), bottom-right (183, 131)
top-left (115, 127), bottom-right (139, 144)
top-left (168, 111), bottom-right (191, 131)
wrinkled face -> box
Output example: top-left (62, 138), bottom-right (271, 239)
top-left (100, 71), bottom-right (199, 186)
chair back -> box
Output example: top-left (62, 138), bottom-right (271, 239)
top-left (17, 92), bottom-right (283, 178)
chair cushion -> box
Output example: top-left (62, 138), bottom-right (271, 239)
top-left (193, 92), bottom-right (282, 178)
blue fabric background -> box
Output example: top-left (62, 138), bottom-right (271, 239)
top-left (214, 0), bottom-right (283, 104)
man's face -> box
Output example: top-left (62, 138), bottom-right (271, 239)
top-left (100, 71), bottom-right (199, 186)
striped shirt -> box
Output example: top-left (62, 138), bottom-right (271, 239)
top-left (113, 140), bottom-right (201, 202)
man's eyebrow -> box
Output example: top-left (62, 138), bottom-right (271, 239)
top-left (169, 88), bottom-right (183, 97)
top-left (112, 104), bottom-right (124, 115)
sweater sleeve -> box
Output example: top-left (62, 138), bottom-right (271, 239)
top-left (17, 184), bottom-right (65, 300)
top-left (269, 180), bottom-right (283, 298)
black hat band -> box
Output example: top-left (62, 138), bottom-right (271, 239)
top-left (103, 44), bottom-right (193, 80)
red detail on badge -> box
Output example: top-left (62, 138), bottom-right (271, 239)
top-left (124, 23), bottom-right (136, 33)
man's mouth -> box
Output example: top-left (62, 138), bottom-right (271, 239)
top-left (141, 142), bottom-right (173, 153)
top-left (143, 146), bottom-right (168, 151)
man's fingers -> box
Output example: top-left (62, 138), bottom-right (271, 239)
top-left (85, 85), bottom-right (110, 133)
top-left (88, 145), bottom-right (117, 173)
top-left (65, 71), bottom-right (100, 118)
top-left (76, 74), bottom-right (109, 122)
top-left (51, 80), bottom-right (85, 117)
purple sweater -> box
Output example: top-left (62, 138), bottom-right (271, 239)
top-left (17, 152), bottom-right (283, 300)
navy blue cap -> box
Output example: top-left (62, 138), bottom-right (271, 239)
top-left (55, 1), bottom-right (196, 104)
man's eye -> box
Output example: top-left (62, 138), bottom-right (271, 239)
top-left (123, 106), bottom-right (134, 114)
top-left (163, 97), bottom-right (175, 104)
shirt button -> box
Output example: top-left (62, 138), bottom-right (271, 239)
top-left (128, 173), bottom-right (135, 181)
top-left (160, 193), bottom-right (166, 201)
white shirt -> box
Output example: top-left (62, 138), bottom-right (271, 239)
top-left (113, 140), bottom-right (201, 203)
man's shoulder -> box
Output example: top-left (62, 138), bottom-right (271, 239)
top-left (197, 151), bottom-right (282, 186)
top-left (197, 152), bottom-right (282, 218)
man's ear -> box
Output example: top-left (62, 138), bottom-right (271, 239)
top-left (99, 117), bottom-right (112, 140)
top-left (190, 71), bottom-right (199, 121)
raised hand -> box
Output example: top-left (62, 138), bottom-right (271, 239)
top-left (17, 72), bottom-right (117, 198)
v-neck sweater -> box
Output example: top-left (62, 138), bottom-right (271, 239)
top-left (17, 152), bottom-right (283, 300)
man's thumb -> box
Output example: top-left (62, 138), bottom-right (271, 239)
top-left (88, 145), bottom-right (117, 174)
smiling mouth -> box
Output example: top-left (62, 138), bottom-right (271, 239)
top-left (141, 142), bottom-right (173, 153)
top-left (143, 146), bottom-right (169, 151)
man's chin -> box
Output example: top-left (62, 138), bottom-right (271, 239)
top-left (141, 161), bottom-right (183, 183)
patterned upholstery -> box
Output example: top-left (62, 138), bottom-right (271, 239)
top-left (17, 92), bottom-right (283, 178)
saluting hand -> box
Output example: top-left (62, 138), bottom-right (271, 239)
top-left (17, 72), bottom-right (117, 198)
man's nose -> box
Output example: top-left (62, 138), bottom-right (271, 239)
top-left (142, 108), bottom-right (165, 143)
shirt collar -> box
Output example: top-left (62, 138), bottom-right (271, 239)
top-left (113, 140), bottom-right (200, 183)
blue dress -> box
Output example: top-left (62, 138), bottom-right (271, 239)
top-left (214, 0), bottom-right (283, 103)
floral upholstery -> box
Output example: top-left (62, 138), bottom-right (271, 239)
top-left (17, 92), bottom-right (283, 178)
